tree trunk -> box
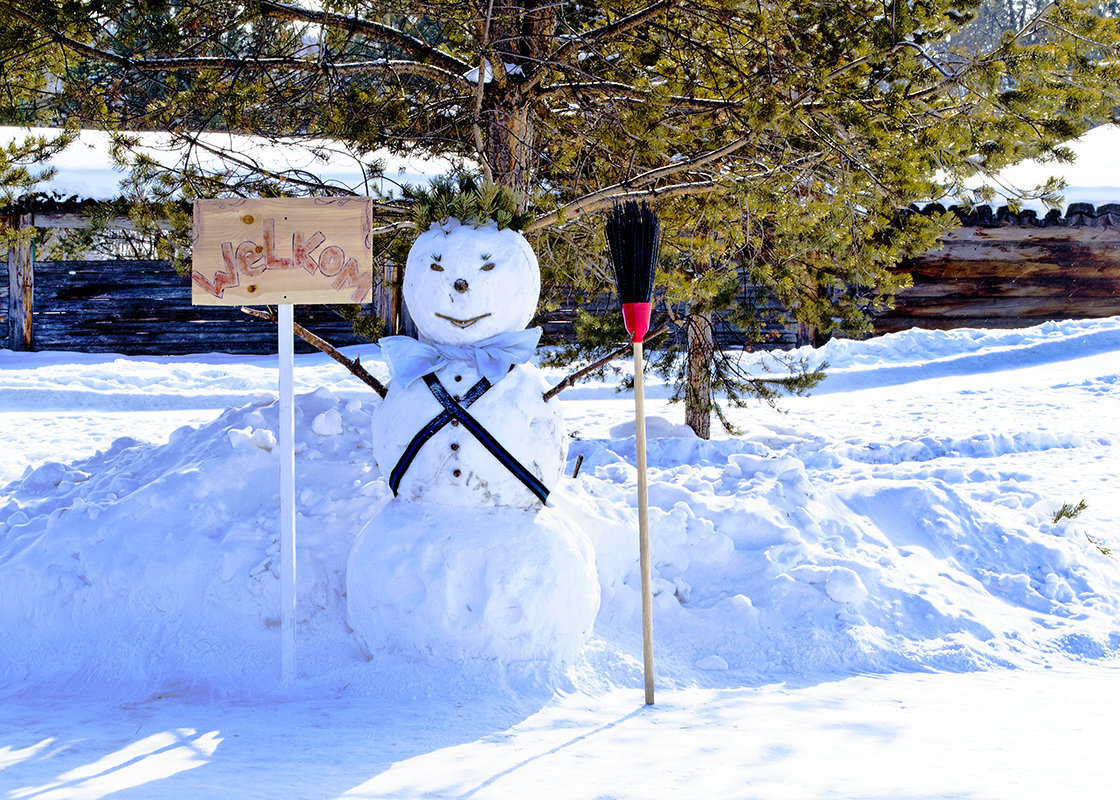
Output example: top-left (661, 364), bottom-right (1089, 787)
top-left (484, 98), bottom-right (534, 202)
top-left (479, 0), bottom-right (555, 205)
top-left (684, 311), bottom-right (714, 439)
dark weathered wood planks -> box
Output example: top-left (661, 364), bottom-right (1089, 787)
top-left (875, 212), bottom-right (1120, 333)
top-left (27, 259), bottom-right (377, 354)
top-left (3, 198), bottom-right (1119, 352)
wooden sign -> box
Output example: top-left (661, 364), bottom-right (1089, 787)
top-left (192, 197), bottom-right (374, 306)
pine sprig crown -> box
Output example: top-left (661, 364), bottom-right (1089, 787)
top-left (405, 174), bottom-right (532, 232)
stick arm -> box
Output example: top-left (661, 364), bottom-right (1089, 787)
top-left (542, 324), bottom-right (668, 402)
top-left (241, 306), bottom-right (388, 398)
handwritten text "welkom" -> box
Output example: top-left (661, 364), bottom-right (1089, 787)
top-left (192, 218), bottom-right (373, 303)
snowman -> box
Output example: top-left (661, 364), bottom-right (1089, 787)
top-left (346, 218), bottom-right (599, 664)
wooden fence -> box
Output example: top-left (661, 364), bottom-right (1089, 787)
top-left (4, 201), bottom-right (1119, 354)
top-left (874, 202), bottom-right (1120, 333)
top-left (2, 195), bottom-right (396, 354)
top-left (1, 257), bottom-right (386, 354)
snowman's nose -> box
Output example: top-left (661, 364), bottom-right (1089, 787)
top-left (453, 278), bottom-right (469, 293)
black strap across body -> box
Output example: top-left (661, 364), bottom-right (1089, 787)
top-left (388, 372), bottom-right (550, 505)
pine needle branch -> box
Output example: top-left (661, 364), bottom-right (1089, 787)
top-left (256, 0), bottom-right (475, 76)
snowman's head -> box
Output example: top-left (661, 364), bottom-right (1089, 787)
top-left (404, 219), bottom-right (541, 345)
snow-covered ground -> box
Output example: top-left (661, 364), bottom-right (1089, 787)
top-left (2, 316), bottom-right (1119, 799)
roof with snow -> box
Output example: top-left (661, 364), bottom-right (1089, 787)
top-left (963, 124), bottom-right (1120, 212)
top-left (2, 124), bottom-right (1119, 218)
top-left (0, 126), bottom-right (454, 204)
top-left (919, 201), bottom-right (1120, 228)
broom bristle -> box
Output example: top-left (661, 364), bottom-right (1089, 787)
top-left (605, 200), bottom-right (660, 305)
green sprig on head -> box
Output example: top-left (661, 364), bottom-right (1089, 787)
top-left (405, 174), bottom-right (532, 232)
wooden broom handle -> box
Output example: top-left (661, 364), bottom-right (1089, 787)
top-left (634, 340), bottom-right (655, 705)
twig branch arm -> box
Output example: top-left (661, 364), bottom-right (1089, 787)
top-left (543, 324), bottom-right (668, 402)
top-left (241, 306), bottom-right (388, 398)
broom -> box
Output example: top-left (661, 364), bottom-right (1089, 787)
top-left (605, 200), bottom-right (659, 706)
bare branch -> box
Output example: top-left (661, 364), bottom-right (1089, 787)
top-left (142, 55), bottom-right (467, 86)
top-left (370, 220), bottom-right (418, 235)
top-left (256, 0), bottom-right (474, 76)
top-left (539, 80), bottom-right (741, 112)
top-left (543, 324), bottom-right (669, 401)
top-left (527, 133), bottom-right (755, 230)
top-left (241, 306), bottom-right (387, 397)
top-left (893, 3), bottom-right (1069, 106)
top-left (162, 133), bottom-right (416, 212)
top-left (518, 0), bottom-right (674, 95)
top-left (628, 134), bottom-right (754, 185)
top-left (0, 1), bottom-right (128, 65)
top-left (171, 132), bottom-right (357, 195)
top-left (528, 181), bottom-right (722, 230)
top-left (893, 41), bottom-right (955, 78)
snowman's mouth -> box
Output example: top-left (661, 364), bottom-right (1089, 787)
top-left (436, 312), bottom-right (492, 329)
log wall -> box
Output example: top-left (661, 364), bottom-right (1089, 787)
top-left (4, 199), bottom-right (1119, 354)
top-left (15, 258), bottom-right (380, 355)
top-left (875, 203), bottom-right (1120, 333)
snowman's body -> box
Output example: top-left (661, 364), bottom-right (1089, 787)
top-left (371, 361), bottom-right (563, 508)
top-left (347, 219), bottom-right (598, 664)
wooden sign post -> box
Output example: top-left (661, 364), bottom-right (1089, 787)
top-left (192, 197), bottom-right (373, 685)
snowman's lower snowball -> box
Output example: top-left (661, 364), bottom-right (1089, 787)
top-left (347, 500), bottom-right (599, 663)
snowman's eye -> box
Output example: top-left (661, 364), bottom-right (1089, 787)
top-left (430, 262), bottom-right (444, 271)
top-left (480, 262), bottom-right (496, 271)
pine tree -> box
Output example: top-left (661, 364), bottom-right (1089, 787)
top-left (2, 0), bottom-right (1118, 434)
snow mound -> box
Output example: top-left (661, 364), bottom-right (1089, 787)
top-left (608, 415), bottom-right (696, 439)
top-left (800, 317), bottom-right (1120, 392)
top-left (564, 433), bottom-right (1120, 681)
top-left (2, 317), bottom-right (1119, 695)
top-left (0, 389), bottom-right (384, 690)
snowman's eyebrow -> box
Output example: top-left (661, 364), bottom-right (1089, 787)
top-left (431, 253), bottom-right (442, 261)
top-left (479, 253), bottom-right (491, 260)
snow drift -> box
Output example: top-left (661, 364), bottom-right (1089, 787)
top-left (1, 317), bottom-right (1118, 697)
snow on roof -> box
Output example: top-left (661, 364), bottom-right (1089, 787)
top-left (0, 126), bottom-right (456, 201)
top-left (970, 124), bottom-right (1120, 211)
top-left (4, 124), bottom-right (1119, 210)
